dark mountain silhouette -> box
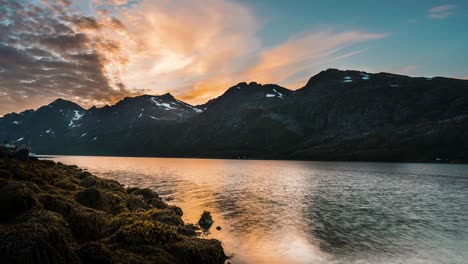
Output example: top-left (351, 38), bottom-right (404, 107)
top-left (1, 69), bottom-right (467, 162)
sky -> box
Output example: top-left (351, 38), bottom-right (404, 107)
top-left (0, 0), bottom-right (467, 115)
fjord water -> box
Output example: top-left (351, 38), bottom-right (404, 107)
top-left (50, 156), bottom-right (468, 264)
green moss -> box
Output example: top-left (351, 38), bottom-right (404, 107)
top-left (0, 180), bottom-right (40, 222)
top-left (114, 220), bottom-right (181, 246)
top-left (0, 157), bottom-right (227, 264)
top-left (0, 210), bottom-right (79, 264)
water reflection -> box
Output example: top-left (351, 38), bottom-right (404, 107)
top-left (48, 156), bottom-right (468, 264)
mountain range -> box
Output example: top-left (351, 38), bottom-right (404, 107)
top-left (1, 69), bottom-right (467, 163)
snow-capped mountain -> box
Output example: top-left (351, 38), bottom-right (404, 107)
top-left (1, 69), bottom-right (467, 162)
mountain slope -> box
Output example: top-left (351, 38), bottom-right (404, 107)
top-left (1, 69), bottom-right (467, 162)
top-left (279, 69), bottom-right (468, 161)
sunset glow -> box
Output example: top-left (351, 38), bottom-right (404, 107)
top-left (0, 0), bottom-right (467, 115)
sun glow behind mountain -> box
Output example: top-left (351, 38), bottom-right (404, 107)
top-left (0, 0), bottom-right (466, 116)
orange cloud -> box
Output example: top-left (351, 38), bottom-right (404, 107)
top-left (243, 30), bottom-right (386, 88)
top-left (46, 0), bottom-right (385, 107)
top-left (111, 0), bottom-right (260, 102)
top-left (178, 30), bottom-right (385, 101)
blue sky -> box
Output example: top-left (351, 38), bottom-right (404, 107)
top-left (235, 0), bottom-right (468, 78)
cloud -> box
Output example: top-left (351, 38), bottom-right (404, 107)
top-left (113, 0), bottom-right (262, 103)
top-left (428, 5), bottom-right (456, 19)
top-left (243, 30), bottom-right (386, 87)
top-left (178, 30), bottom-right (385, 101)
top-left (112, 1), bottom-right (384, 103)
top-left (0, 0), bottom-right (386, 114)
top-left (0, 0), bottom-right (138, 115)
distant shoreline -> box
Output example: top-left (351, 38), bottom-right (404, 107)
top-left (38, 154), bottom-right (468, 165)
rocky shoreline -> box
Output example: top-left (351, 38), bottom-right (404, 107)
top-left (0, 154), bottom-right (227, 263)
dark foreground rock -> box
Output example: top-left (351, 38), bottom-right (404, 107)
top-left (198, 211), bottom-right (214, 229)
top-left (0, 156), bottom-right (227, 264)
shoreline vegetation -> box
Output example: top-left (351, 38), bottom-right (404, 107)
top-left (0, 150), bottom-right (227, 263)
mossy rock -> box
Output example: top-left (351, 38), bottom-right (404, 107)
top-left (0, 168), bottom-right (11, 179)
top-left (0, 180), bottom-right (40, 222)
top-left (40, 194), bottom-right (109, 242)
top-left (0, 210), bottom-right (79, 264)
top-left (76, 171), bottom-right (93, 180)
top-left (77, 241), bottom-right (113, 264)
top-left (124, 195), bottom-right (149, 212)
top-left (176, 224), bottom-right (199, 237)
top-left (114, 220), bottom-right (181, 246)
top-left (168, 238), bottom-right (227, 264)
top-left (143, 208), bottom-right (184, 226)
top-left (148, 198), bottom-right (169, 209)
top-left (81, 175), bottom-right (126, 193)
top-left (53, 178), bottom-right (78, 191)
top-left (111, 248), bottom-right (176, 264)
top-left (75, 187), bottom-right (106, 210)
top-left (0, 158), bottom-right (227, 264)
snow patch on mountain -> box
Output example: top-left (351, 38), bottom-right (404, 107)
top-left (69, 110), bottom-right (84, 127)
top-left (150, 97), bottom-right (175, 110)
top-left (266, 89), bottom-right (284, 99)
top-left (361, 73), bottom-right (370, 80)
top-left (176, 99), bottom-right (204, 113)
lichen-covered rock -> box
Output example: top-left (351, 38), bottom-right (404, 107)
top-left (0, 157), bottom-right (227, 264)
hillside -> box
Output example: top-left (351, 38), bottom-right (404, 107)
top-left (1, 69), bottom-right (467, 162)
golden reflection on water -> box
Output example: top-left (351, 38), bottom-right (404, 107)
top-left (48, 156), bottom-right (468, 264)
top-left (50, 156), bottom-right (330, 263)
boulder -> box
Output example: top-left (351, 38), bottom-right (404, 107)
top-left (0, 210), bottom-right (79, 264)
top-left (169, 238), bottom-right (227, 264)
top-left (198, 211), bottom-right (214, 229)
top-left (0, 181), bottom-right (39, 222)
top-left (75, 187), bottom-right (106, 210)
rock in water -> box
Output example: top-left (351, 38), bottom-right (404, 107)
top-left (216, 226), bottom-right (222, 231)
top-left (198, 211), bottom-right (214, 229)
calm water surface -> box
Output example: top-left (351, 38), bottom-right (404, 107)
top-left (49, 156), bottom-right (468, 264)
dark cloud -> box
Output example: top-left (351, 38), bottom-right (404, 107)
top-left (70, 16), bottom-right (102, 31)
top-left (0, 0), bottom-right (134, 116)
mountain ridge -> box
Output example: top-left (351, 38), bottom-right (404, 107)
top-left (1, 69), bottom-right (467, 163)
